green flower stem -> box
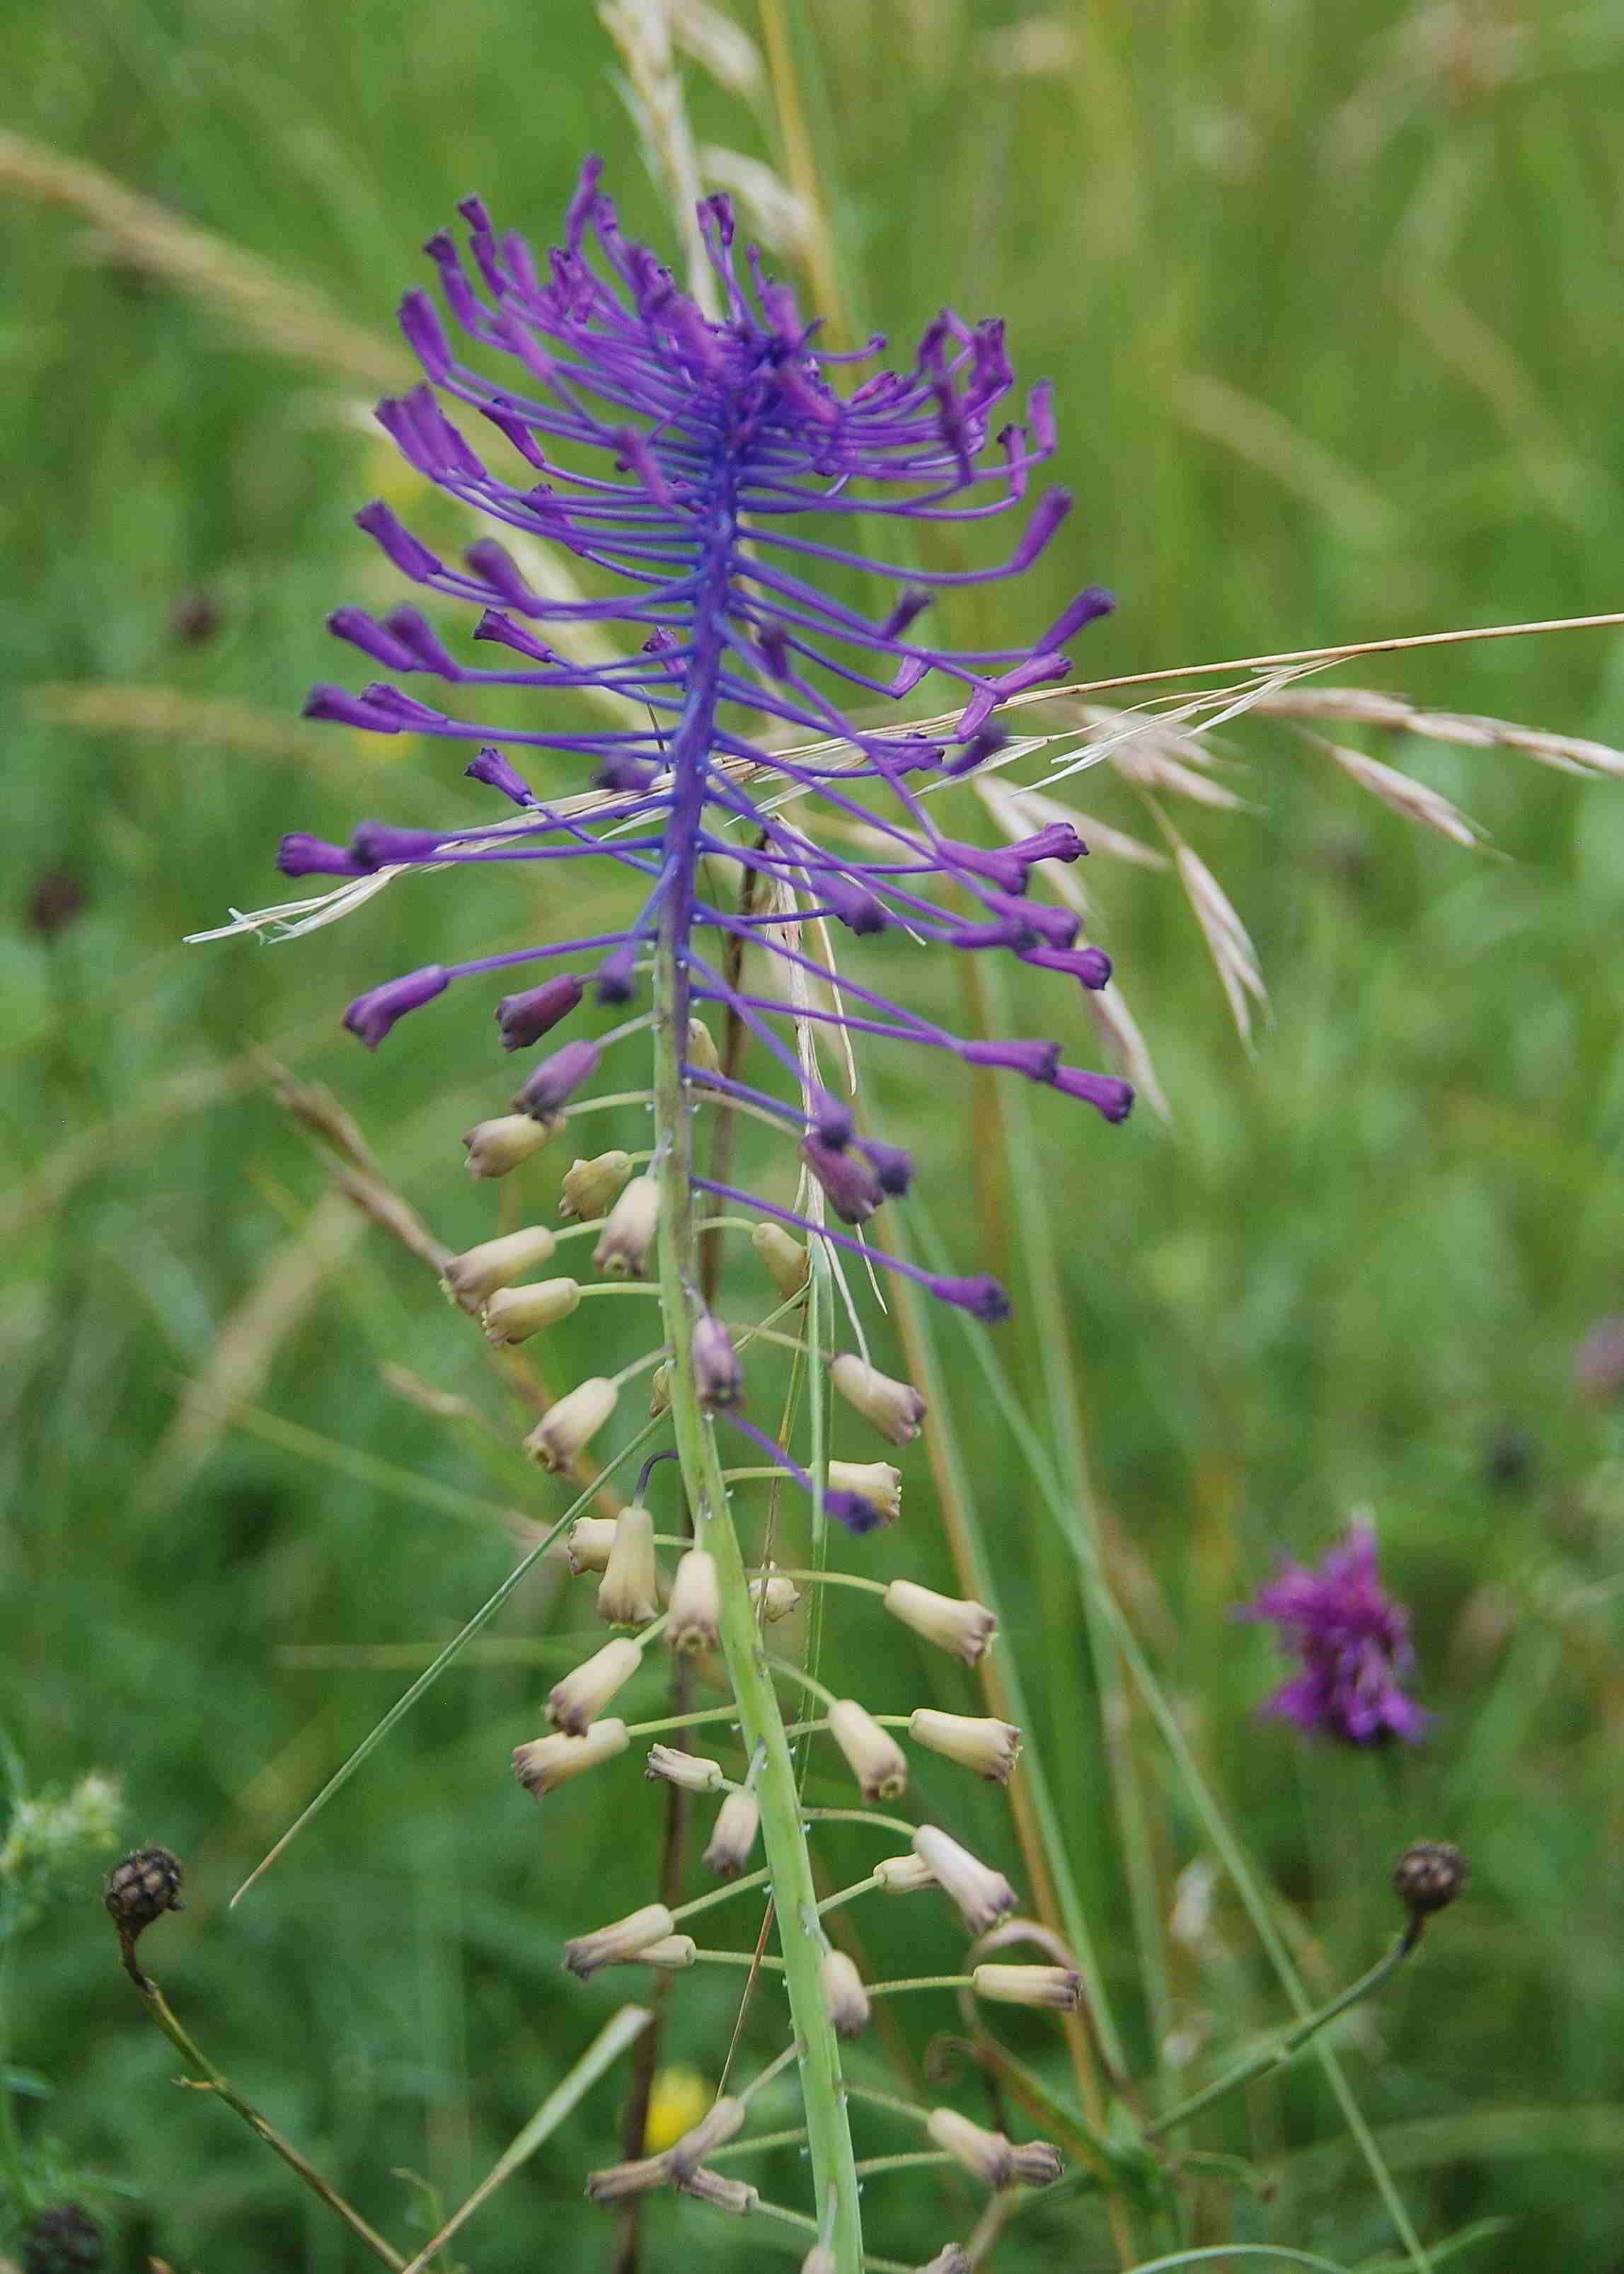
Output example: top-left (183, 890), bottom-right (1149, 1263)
top-left (1148, 1932), bottom-right (1417, 2139)
top-left (668, 1867), bottom-right (772, 1924)
top-left (652, 931), bottom-right (863, 2274)
top-left (766, 1658), bottom-right (842, 1712)
top-left (707, 2124), bottom-right (809, 2159)
top-left (815, 1873), bottom-right (881, 1917)
top-left (623, 1704), bottom-right (742, 1738)
top-left (843, 2081), bottom-right (931, 2126)
top-left (866, 1975), bottom-right (971, 1998)
top-left (691, 1948), bottom-right (787, 1972)
top-left (766, 1569), bottom-right (887, 1597)
top-left (852, 2149), bottom-right (953, 2177)
top-left (801, 1808), bottom-right (916, 1840)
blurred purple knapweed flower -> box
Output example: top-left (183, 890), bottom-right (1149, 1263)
top-left (1238, 1521), bottom-right (1427, 1747)
top-left (267, 163), bottom-right (1133, 1526)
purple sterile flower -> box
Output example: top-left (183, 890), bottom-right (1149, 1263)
top-left (279, 834), bottom-right (367, 878)
top-left (1238, 1522), bottom-right (1427, 1747)
top-left (343, 964), bottom-right (449, 1048)
top-left (692, 1313), bottom-right (743, 1409)
top-left (261, 163), bottom-right (1135, 1335)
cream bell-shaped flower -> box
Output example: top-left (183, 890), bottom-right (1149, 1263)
top-left (970, 1963), bottom-right (1081, 2011)
top-left (751, 1220), bottom-right (808, 1301)
top-left (827, 1461), bottom-right (902, 1524)
top-left (563, 1901), bottom-right (675, 1977)
top-left (564, 1516), bottom-right (618, 1573)
top-left (875, 1853), bottom-right (937, 1894)
top-left (749, 1570), bottom-right (802, 1623)
top-left (686, 1015), bottom-right (721, 1074)
top-left (827, 1699), bottom-right (908, 1801)
top-left (524, 1377), bottom-right (618, 1471)
top-left (645, 1745), bottom-right (727, 1793)
top-left (559, 1149), bottom-right (633, 1221)
top-left (911, 1825), bottom-right (1017, 1933)
top-left (511, 1718), bottom-right (629, 1797)
top-left (925, 2108), bottom-right (1062, 2190)
top-left (883, 1579), bottom-right (996, 1665)
top-left (665, 2095), bottom-right (745, 2178)
top-left (463, 1113), bottom-right (557, 1178)
top-left (701, 1790), bottom-right (761, 1879)
top-left (667, 1549), bottom-right (720, 1653)
top-left (483, 1276), bottom-right (581, 1345)
top-left (829, 1354), bottom-right (927, 1446)
top-left (548, 1637), bottom-right (643, 1735)
top-left (633, 1935), bottom-right (698, 1970)
top-left (441, 1224), bottom-right (556, 1309)
top-left (909, 1709), bottom-right (1021, 1783)
top-left (592, 1173), bottom-right (660, 1277)
top-left (597, 1505), bottom-right (659, 1626)
top-left (820, 1948), bottom-right (870, 2039)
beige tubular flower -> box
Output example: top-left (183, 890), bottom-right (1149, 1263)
top-left (971, 1963), bottom-right (1081, 2011)
top-left (559, 1149), bottom-right (633, 1220)
top-left (585, 2154), bottom-right (670, 2203)
top-left (564, 1516), bottom-right (618, 1573)
top-left (563, 1901), bottom-right (675, 1977)
top-left (511, 1718), bottom-right (629, 1797)
top-left (827, 1461), bottom-right (902, 1524)
top-left (463, 1113), bottom-right (557, 1178)
top-left (667, 1549), bottom-right (720, 1653)
top-left (592, 1172), bottom-right (660, 1277)
top-left (820, 1948), bottom-right (870, 2039)
top-left (875, 1853), bottom-right (937, 1894)
top-left (908, 1709), bottom-right (1021, 1783)
top-left (827, 1699), bottom-right (907, 1802)
top-left (751, 1219), bottom-right (808, 1299)
top-left (645, 1745), bottom-right (727, 1793)
top-left (597, 1505), bottom-right (659, 1626)
top-left (686, 1014), bottom-right (721, 1073)
top-left (749, 1570), bottom-right (802, 1623)
top-left (701, 1790), bottom-right (760, 1878)
top-left (674, 2167), bottom-right (756, 2215)
top-left (548, 1638), bottom-right (643, 1735)
top-left (633, 1935), bottom-right (698, 1970)
top-left (647, 1361), bottom-right (672, 1416)
top-left (829, 1354), bottom-right (927, 1445)
top-left (483, 1276), bottom-right (581, 1344)
top-left (524, 1377), bottom-right (618, 1470)
top-left (911, 1826), bottom-right (1017, 1933)
top-left (883, 1579), bottom-right (996, 1665)
top-left (926, 2111), bottom-right (1061, 2191)
top-left (665, 2094), bottom-right (745, 2178)
top-left (441, 1224), bottom-right (557, 1309)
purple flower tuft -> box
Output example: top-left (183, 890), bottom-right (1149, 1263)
top-left (342, 964), bottom-right (450, 1048)
top-left (495, 973), bottom-right (584, 1050)
top-left (278, 834), bottom-right (367, 878)
top-left (1238, 1522), bottom-right (1427, 1747)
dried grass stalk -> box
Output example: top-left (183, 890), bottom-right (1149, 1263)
top-left (1318, 739), bottom-right (1485, 849)
top-left (1174, 844), bottom-right (1268, 1047)
top-left (1254, 684), bottom-right (1624, 780)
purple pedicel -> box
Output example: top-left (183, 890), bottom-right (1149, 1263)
top-left (260, 164), bottom-right (1133, 1330)
top-left (1237, 1522), bottom-right (1427, 1747)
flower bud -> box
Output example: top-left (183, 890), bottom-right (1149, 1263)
top-left (667, 1550), bottom-right (720, 1653)
top-left (875, 1853), bottom-right (936, 1894)
top-left (674, 2167), bottom-right (757, 2215)
top-left (912, 1826), bottom-right (1017, 1933)
top-left (666, 2095), bottom-right (746, 2178)
top-left (463, 1113), bottom-right (557, 1178)
top-left (820, 1948), bottom-right (870, 2038)
top-left (560, 1149), bottom-right (633, 1221)
top-left (970, 1963), bottom-right (1081, 2011)
top-left (692, 1313), bottom-right (743, 1408)
top-left (645, 1745), bottom-right (727, 1793)
top-left (827, 1699), bottom-right (908, 1802)
top-left (104, 1846), bottom-right (183, 1932)
top-left (909, 1710), bottom-right (1020, 1783)
top-left (441, 1225), bottom-right (557, 1309)
top-left (926, 2111), bottom-right (1060, 2192)
top-left (512, 1719), bottom-right (630, 1797)
top-left (597, 1505), bottom-right (659, 1626)
top-left (884, 1580), bottom-right (996, 1665)
top-left (1393, 1840), bottom-right (1466, 1919)
top-left (686, 1015), bottom-right (721, 1074)
top-left (648, 1362), bottom-right (672, 1415)
top-left (483, 1276), bottom-right (582, 1345)
top-left (802, 1134), bottom-right (884, 1224)
top-left (635, 1935), bottom-right (698, 1970)
top-left (564, 1516), bottom-right (618, 1573)
top-left (495, 973), bottom-right (583, 1051)
top-left (827, 1462), bottom-right (902, 1526)
top-left (830, 1355), bottom-right (926, 1445)
top-left (594, 1173), bottom-right (661, 1277)
top-left (524, 1376), bottom-right (618, 1470)
top-left (750, 1570), bottom-right (802, 1624)
top-left (513, 1037), bottom-right (601, 1118)
top-left (548, 1637), bottom-right (643, 1735)
top-left (702, 1791), bottom-right (761, 1878)
top-left (586, 2154), bottom-right (670, 2203)
top-left (564, 1901), bottom-right (676, 1977)
top-left (752, 1220), bottom-right (809, 1299)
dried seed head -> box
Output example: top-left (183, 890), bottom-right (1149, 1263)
top-left (750, 1570), bottom-right (803, 1624)
top-left (751, 1220), bottom-right (809, 1300)
top-left (19, 2205), bottom-right (104, 2274)
top-left (909, 1709), bottom-right (1021, 1783)
top-left (829, 1354), bottom-right (927, 1446)
top-left (970, 1963), bottom-right (1081, 2011)
top-left (875, 1852), bottom-right (937, 1894)
top-left (635, 1935), bottom-right (699, 1969)
top-left (483, 1276), bottom-right (582, 1344)
top-left (821, 1948), bottom-right (870, 2038)
top-left (441, 1224), bottom-right (557, 1309)
top-left (701, 1790), bottom-right (761, 1879)
top-left (645, 1745), bottom-right (727, 1793)
top-left (565, 1516), bottom-right (619, 1573)
top-left (674, 2166), bottom-right (758, 2215)
top-left (593, 1173), bottom-right (661, 1277)
top-left (597, 1505), bottom-right (660, 1626)
top-left (691, 1312), bottom-right (743, 1408)
top-left (666, 2094), bottom-right (746, 2178)
top-left (548, 1638), bottom-right (644, 1735)
top-left (827, 1461), bottom-right (902, 1527)
top-left (512, 1719), bottom-right (630, 1797)
top-left (667, 1549), bottom-right (720, 1653)
top-left (463, 1113), bottom-right (558, 1178)
top-left (912, 1825), bottom-right (1017, 1933)
top-left (560, 1149), bottom-right (634, 1221)
top-left (827, 1699), bottom-right (909, 1802)
top-left (103, 1846), bottom-right (183, 1933)
top-left (563, 1901), bottom-right (676, 1977)
top-left (585, 2154), bottom-right (670, 2204)
top-left (1393, 1840), bottom-right (1466, 1919)
top-left (524, 1376), bottom-right (618, 1470)
top-left (686, 1015), bottom-right (721, 1074)
top-left (884, 1579), bottom-right (996, 1665)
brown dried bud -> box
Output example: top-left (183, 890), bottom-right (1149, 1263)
top-left (523, 1377), bottom-right (618, 1471)
top-left (916, 2251), bottom-right (972, 2274)
top-left (674, 2166), bottom-right (757, 2215)
top-left (585, 2154), bottom-right (670, 2204)
top-left (645, 1745), bottom-right (727, 1794)
top-left (103, 1846), bottom-right (183, 1933)
top-left (1393, 1840), bottom-right (1466, 1919)
top-left (884, 1580), bottom-right (996, 1665)
top-left (926, 2108), bottom-right (1061, 2190)
top-left (750, 1570), bottom-right (802, 1624)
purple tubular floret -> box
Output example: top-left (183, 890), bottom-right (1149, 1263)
top-left (278, 834), bottom-right (368, 878)
top-left (342, 964), bottom-right (450, 1049)
top-left (926, 1274), bottom-right (1012, 1323)
top-left (495, 973), bottom-right (584, 1050)
top-left (1020, 943), bottom-right (1112, 989)
top-left (514, 1036), bottom-right (601, 1118)
top-left (801, 1134), bottom-right (885, 1224)
top-left (1052, 1066), bottom-right (1135, 1122)
top-left (465, 745), bottom-right (536, 804)
top-left (350, 822), bottom-right (448, 868)
top-left (960, 1038), bottom-right (1061, 1082)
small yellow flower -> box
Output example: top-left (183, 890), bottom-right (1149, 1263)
top-left (643, 2065), bottom-right (710, 2154)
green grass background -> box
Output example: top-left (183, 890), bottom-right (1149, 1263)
top-left (4, 1), bottom-right (1624, 2267)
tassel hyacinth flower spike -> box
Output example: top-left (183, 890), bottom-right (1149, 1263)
top-left (226, 164), bottom-right (1133, 2270)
